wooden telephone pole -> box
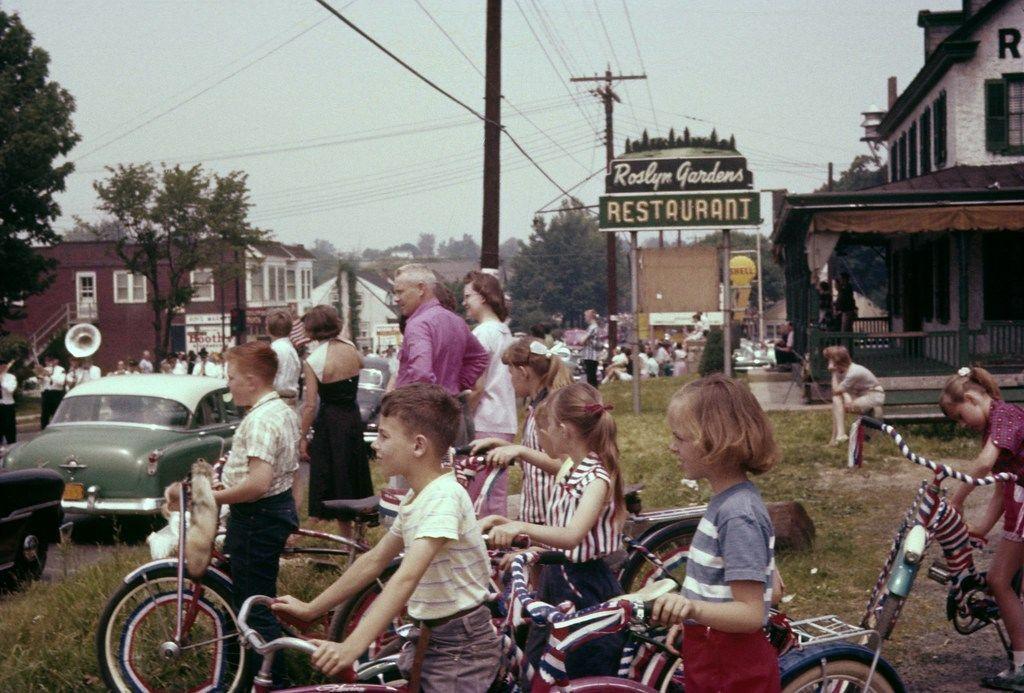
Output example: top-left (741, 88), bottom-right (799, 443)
top-left (480, 0), bottom-right (502, 270)
top-left (570, 67), bottom-right (645, 348)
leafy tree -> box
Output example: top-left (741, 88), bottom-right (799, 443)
top-left (816, 154), bottom-right (887, 194)
top-left (499, 236), bottom-right (521, 262)
top-left (0, 11), bottom-right (80, 325)
top-left (437, 233), bottom-right (480, 260)
top-left (507, 204), bottom-right (628, 331)
top-left (698, 327), bottom-right (724, 375)
top-left (92, 163), bottom-right (266, 358)
top-left (310, 238), bottom-right (340, 285)
top-left (416, 233), bottom-right (436, 258)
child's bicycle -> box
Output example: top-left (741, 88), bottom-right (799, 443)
top-left (236, 548), bottom-right (904, 692)
top-left (848, 416), bottom-right (1021, 660)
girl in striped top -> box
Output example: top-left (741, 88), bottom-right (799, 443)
top-left (470, 338), bottom-right (571, 524)
top-left (482, 382), bottom-right (626, 683)
top-left (650, 375), bottom-right (781, 692)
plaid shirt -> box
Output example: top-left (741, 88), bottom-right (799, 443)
top-left (578, 321), bottom-right (600, 361)
top-left (221, 391), bottom-right (299, 498)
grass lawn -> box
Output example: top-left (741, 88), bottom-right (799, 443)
top-left (0, 375), bottom-right (989, 690)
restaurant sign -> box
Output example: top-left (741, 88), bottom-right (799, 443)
top-left (606, 156), bottom-right (753, 194)
top-left (599, 191), bottom-right (761, 231)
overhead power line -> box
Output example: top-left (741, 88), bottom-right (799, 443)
top-left (313, 0), bottom-right (579, 200)
top-left (621, 0), bottom-right (660, 133)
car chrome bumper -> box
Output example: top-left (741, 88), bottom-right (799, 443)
top-left (62, 496), bottom-right (164, 515)
top-left (363, 431), bottom-right (378, 444)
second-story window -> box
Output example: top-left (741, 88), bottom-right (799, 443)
top-left (986, 74), bottom-right (1024, 153)
top-left (191, 268), bottom-right (214, 302)
top-left (113, 271), bottom-right (147, 303)
top-left (250, 263), bottom-right (264, 301)
top-left (286, 269), bottom-right (296, 301)
top-left (301, 268), bottom-right (312, 300)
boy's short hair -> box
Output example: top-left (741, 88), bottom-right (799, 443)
top-left (822, 345), bottom-right (852, 369)
top-left (266, 309), bottom-right (292, 338)
top-left (380, 383), bottom-right (460, 453)
top-left (226, 341), bottom-right (278, 385)
top-left (668, 374), bottom-right (778, 475)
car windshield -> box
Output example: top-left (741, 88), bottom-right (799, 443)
top-left (51, 395), bottom-right (191, 428)
top-left (359, 368), bottom-right (385, 389)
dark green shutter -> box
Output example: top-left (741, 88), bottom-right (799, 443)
top-left (986, 80), bottom-right (1008, 152)
top-left (934, 92), bottom-right (947, 165)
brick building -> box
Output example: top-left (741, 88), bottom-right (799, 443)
top-left (3, 239), bottom-right (315, 371)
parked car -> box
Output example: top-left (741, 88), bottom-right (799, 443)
top-left (1, 375), bottom-right (238, 517)
top-left (0, 467), bottom-right (64, 588)
top-left (732, 339), bottom-right (775, 372)
top-left (358, 355), bottom-right (390, 448)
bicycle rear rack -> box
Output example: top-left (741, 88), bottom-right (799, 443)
top-left (789, 614), bottom-right (879, 649)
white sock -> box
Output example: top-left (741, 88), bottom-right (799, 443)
top-left (1012, 650), bottom-right (1024, 668)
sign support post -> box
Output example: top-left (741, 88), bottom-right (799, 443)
top-left (630, 230), bottom-right (641, 414)
top-left (722, 229), bottom-right (733, 377)
top-left (756, 229), bottom-right (765, 344)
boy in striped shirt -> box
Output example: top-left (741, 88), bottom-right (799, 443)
top-left (650, 375), bottom-right (781, 692)
top-left (273, 383), bottom-right (499, 690)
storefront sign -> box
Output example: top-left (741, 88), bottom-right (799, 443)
top-left (185, 313), bottom-right (229, 352)
top-left (374, 323), bottom-right (402, 349)
top-left (599, 191), bottom-right (761, 231)
top-left (606, 156), bottom-right (752, 194)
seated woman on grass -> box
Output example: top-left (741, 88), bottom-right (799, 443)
top-left (824, 345), bottom-right (885, 447)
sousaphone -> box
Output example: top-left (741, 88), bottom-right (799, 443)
top-left (65, 323), bottom-right (101, 359)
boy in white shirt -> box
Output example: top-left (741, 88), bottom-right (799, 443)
top-left (274, 383), bottom-right (499, 690)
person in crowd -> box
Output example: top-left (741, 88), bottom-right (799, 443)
top-left (160, 360), bottom-right (173, 374)
top-left (139, 350), bottom-right (154, 374)
top-left (773, 322), bottom-right (800, 367)
top-left (384, 345), bottom-right (399, 379)
top-left (67, 357), bottom-right (101, 388)
top-left (186, 350), bottom-right (198, 374)
top-left (392, 263), bottom-right (489, 445)
top-left (578, 308), bottom-right (600, 388)
top-left (529, 323), bottom-right (546, 341)
top-left (172, 353), bottom-right (189, 375)
top-left (601, 346), bottom-right (633, 384)
top-left (823, 345), bottom-right (884, 446)
top-left (643, 347), bottom-right (660, 379)
top-left (126, 358), bottom-right (140, 374)
top-left (268, 309), bottom-right (303, 507)
top-left (203, 351), bottom-right (224, 378)
top-left (111, 360), bottom-right (129, 376)
top-left (672, 341), bottom-right (688, 377)
top-left (835, 272), bottom-right (857, 332)
top-left (655, 341), bottom-right (672, 376)
top-left (481, 382), bottom-right (627, 684)
top-left (39, 355), bottom-right (66, 429)
top-left (168, 341), bottom-right (299, 687)
top-left (649, 375), bottom-right (781, 692)
top-left (462, 271), bottom-right (516, 516)
top-left (300, 305), bottom-right (373, 537)
top-left (817, 281), bottom-right (834, 327)
top-left (0, 360), bottom-right (17, 449)
top-left (273, 384), bottom-right (500, 689)
top-left (944, 367), bottom-right (1024, 690)
top-left (471, 337), bottom-right (571, 525)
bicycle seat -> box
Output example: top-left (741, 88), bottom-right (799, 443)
top-left (321, 496), bottom-right (380, 522)
top-left (618, 578), bottom-right (678, 606)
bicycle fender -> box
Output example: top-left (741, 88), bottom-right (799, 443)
top-left (123, 557), bottom-right (232, 590)
top-left (887, 525), bottom-right (926, 598)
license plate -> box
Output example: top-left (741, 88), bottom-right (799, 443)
top-left (63, 483), bottom-right (85, 501)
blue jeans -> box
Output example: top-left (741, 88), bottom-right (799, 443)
top-left (225, 490), bottom-right (298, 685)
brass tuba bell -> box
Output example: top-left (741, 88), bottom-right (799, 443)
top-left (65, 323), bottom-right (101, 359)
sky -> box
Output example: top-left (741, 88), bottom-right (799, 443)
top-left (6, 0), bottom-right (961, 254)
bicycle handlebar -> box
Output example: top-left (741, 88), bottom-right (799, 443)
top-left (855, 417), bottom-right (1015, 486)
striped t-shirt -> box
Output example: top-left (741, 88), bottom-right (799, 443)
top-left (519, 390), bottom-right (556, 525)
top-left (388, 472), bottom-right (490, 620)
top-left (546, 455), bottom-right (623, 562)
top-left (682, 480), bottom-right (775, 624)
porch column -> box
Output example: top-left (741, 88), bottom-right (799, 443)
top-left (957, 232), bottom-right (969, 364)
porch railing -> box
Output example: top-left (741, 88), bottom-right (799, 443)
top-left (969, 321), bottom-right (1024, 366)
top-left (808, 328), bottom-right (960, 379)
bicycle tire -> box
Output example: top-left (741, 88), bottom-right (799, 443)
top-left (96, 563), bottom-right (252, 693)
top-left (779, 643), bottom-right (904, 692)
top-left (327, 561), bottom-right (405, 661)
top-left (873, 593), bottom-right (906, 641)
top-left (618, 519), bottom-right (697, 593)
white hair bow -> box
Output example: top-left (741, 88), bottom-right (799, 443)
top-left (529, 340), bottom-right (571, 360)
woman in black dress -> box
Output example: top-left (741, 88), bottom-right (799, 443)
top-left (299, 305), bottom-right (373, 537)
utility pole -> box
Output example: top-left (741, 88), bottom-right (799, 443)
top-left (570, 67), bottom-right (645, 349)
top-left (480, 0), bottom-right (501, 270)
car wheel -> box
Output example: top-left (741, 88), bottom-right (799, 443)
top-left (13, 528), bottom-right (49, 583)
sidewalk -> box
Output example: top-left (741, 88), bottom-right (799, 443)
top-left (746, 369), bottom-right (829, 412)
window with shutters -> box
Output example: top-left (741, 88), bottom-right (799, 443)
top-left (908, 123), bottom-right (918, 178)
top-left (113, 271), bottom-right (147, 303)
top-left (285, 269), bottom-right (297, 300)
top-left (190, 269), bottom-right (214, 302)
top-left (250, 263), bottom-right (264, 301)
top-left (898, 133), bottom-right (908, 180)
top-left (934, 91), bottom-right (947, 166)
top-left (986, 75), bottom-right (1024, 154)
top-left (920, 108), bottom-right (932, 175)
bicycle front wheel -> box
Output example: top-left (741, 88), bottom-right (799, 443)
top-left (780, 643), bottom-right (904, 693)
top-left (328, 561), bottom-right (405, 661)
top-left (96, 563), bottom-right (251, 693)
top-left (619, 519), bottom-right (696, 593)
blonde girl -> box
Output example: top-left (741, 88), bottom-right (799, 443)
top-left (944, 367), bottom-right (1024, 690)
top-left (650, 374), bottom-right (781, 692)
top-left (823, 345), bottom-right (884, 447)
top-left (481, 382), bottom-right (626, 682)
top-left (470, 338), bottom-right (571, 524)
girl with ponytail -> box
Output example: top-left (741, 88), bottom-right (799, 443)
top-left (944, 366), bottom-right (1024, 689)
top-left (481, 382), bottom-right (626, 683)
top-left (470, 338), bottom-right (571, 524)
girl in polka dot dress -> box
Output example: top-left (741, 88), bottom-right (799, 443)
top-left (944, 366), bottom-right (1024, 690)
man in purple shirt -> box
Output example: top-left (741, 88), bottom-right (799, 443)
top-left (392, 264), bottom-right (489, 397)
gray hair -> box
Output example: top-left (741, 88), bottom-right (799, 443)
top-left (395, 263), bottom-right (438, 287)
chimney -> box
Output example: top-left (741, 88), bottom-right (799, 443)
top-left (918, 10), bottom-right (965, 59)
top-left (888, 77), bottom-right (898, 109)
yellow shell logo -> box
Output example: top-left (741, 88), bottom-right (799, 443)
top-left (729, 255), bottom-right (757, 288)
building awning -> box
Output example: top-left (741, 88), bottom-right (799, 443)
top-left (809, 204), bottom-right (1024, 234)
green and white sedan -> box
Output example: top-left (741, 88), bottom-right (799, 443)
top-left (2, 375), bottom-right (239, 516)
